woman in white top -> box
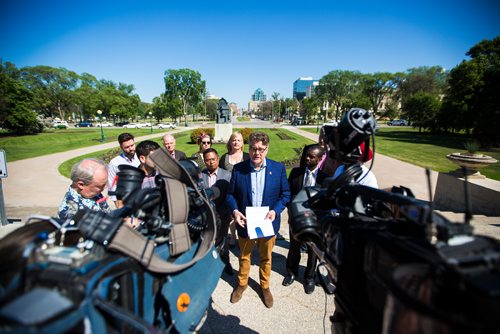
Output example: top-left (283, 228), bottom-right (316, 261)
top-left (219, 132), bottom-right (250, 247)
top-left (219, 132), bottom-right (250, 172)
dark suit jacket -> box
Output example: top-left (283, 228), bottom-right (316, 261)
top-left (299, 144), bottom-right (338, 177)
top-left (174, 150), bottom-right (187, 160)
top-left (201, 167), bottom-right (232, 218)
top-left (288, 167), bottom-right (328, 199)
top-left (226, 158), bottom-right (291, 238)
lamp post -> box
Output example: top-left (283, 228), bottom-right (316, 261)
top-left (316, 109), bottom-right (321, 132)
top-left (97, 110), bottom-right (104, 143)
top-left (149, 111), bottom-right (153, 134)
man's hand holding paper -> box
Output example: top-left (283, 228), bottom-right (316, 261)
top-left (246, 206), bottom-right (275, 239)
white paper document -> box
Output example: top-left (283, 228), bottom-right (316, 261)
top-left (246, 206), bottom-right (274, 239)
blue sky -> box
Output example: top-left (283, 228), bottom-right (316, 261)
top-left (1, 0), bottom-right (499, 108)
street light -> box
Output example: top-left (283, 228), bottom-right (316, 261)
top-left (149, 111), bottom-right (153, 134)
top-left (97, 110), bottom-right (104, 143)
top-left (316, 109), bottom-right (321, 132)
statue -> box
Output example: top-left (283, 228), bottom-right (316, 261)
top-left (214, 98), bottom-right (233, 142)
top-left (216, 98), bottom-right (231, 124)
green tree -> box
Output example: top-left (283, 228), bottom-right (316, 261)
top-left (74, 73), bottom-right (99, 121)
top-left (96, 80), bottom-right (139, 123)
top-left (151, 94), bottom-right (169, 121)
top-left (20, 65), bottom-right (79, 120)
top-left (404, 92), bottom-right (441, 132)
top-left (316, 70), bottom-right (363, 121)
top-left (164, 69), bottom-right (206, 127)
top-left (0, 61), bottom-right (42, 134)
top-left (205, 98), bottom-right (218, 120)
top-left (301, 96), bottom-right (321, 124)
top-left (440, 37), bottom-right (500, 144)
top-left (361, 72), bottom-right (398, 116)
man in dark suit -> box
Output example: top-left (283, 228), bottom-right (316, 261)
top-left (226, 132), bottom-right (291, 308)
top-left (162, 134), bottom-right (187, 160)
top-left (283, 145), bottom-right (327, 294)
top-left (201, 148), bottom-right (233, 275)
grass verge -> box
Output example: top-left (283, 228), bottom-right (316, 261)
top-left (301, 126), bottom-right (500, 180)
top-left (58, 128), bottom-right (315, 177)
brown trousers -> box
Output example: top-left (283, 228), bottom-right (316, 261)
top-left (237, 235), bottom-right (276, 289)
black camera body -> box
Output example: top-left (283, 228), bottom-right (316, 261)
top-left (0, 151), bottom-right (224, 333)
top-left (289, 108), bottom-right (500, 333)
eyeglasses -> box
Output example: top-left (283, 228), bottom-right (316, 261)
top-left (250, 146), bottom-right (268, 154)
top-left (201, 141), bottom-right (211, 145)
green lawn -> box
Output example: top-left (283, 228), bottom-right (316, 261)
top-left (0, 127), bottom-right (161, 161)
top-left (301, 126), bottom-right (500, 180)
top-left (58, 128), bottom-right (316, 178)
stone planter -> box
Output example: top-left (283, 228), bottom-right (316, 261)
top-left (446, 153), bottom-right (498, 179)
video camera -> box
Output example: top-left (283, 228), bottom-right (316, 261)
top-left (0, 149), bottom-right (224, 333)
top-left (289, 108), bottom-right (500, 333)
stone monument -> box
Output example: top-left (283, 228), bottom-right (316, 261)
top-left (214, 98), bottom-right (233, 142)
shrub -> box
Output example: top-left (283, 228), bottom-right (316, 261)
top-left (190, 128), bottom-right (214, 143)
top-left (239, 128), bottom-right (253, 143)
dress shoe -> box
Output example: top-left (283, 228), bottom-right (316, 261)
top-left (261, 287), bottom-right (274, 308)
top-left (230, 285), bottom-right (247, 303)
top-left (304, 279), bottom-right (315, 294)
top-left (282, 273), bottom-right (295, 286)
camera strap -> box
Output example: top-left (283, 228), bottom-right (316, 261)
top-left (83, 148), bottom-right (217, 274)
top-left (106, 176), bottom-right (214, 273)
top-left (113, 148), bottom-right (214, 273)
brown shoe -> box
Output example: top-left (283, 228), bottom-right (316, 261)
top-left (261, 288), bottom-right (274, 308)
top-left (230, 285), bottom-right (247, 303)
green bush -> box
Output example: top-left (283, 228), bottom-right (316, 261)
top-left (190, 128), bottom-right (214, 143)
top-left (239, 128), bottom-right (253, 143)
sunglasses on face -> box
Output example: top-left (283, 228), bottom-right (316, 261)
top-left (201, 141), bottom-right (211, 144)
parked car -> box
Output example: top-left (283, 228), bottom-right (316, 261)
top-left (75, 121), bottom-right (93, 127)
top-left (157, 122), bottom-right (176, 129)
top-left (122, 123), bottom-right (144, 129)
top-left (52, 120), bottom-right (68, 128)
top-left (387, 119), bottom-right (408, 126)
top-left (323, 120), bottom-right (338, 127)
top-left (99, 121), bottom-right (113, 127)
top-left (115, 121), bottom-right (129, 127)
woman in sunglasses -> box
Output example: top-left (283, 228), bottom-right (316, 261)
top-left (191, 133), bottom-right (212, 170)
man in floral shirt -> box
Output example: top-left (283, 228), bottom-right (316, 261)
top-left (57, 158), bottom-right (110, 220)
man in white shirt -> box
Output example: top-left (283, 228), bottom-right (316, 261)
top-left (107, 133), bottom-right (140, 207)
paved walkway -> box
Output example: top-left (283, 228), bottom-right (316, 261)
top-left (1, 124), bottom-right (499, 333)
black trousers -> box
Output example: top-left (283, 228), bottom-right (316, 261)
top-left (285, 227), bottom-right (317, 280)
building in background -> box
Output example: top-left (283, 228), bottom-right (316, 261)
top-left (251, 88), bottom-right (267, 102)
top-left (293, 77), bottom-right (319, 100)
top-left (248, 88), bottom-right (267, 113)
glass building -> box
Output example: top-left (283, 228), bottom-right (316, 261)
top-left (293, 77), bottom-right (319, 100)
top-left (252, 88), bottom-right (267, 101)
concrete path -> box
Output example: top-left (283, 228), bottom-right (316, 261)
top-left (1, 124), bottom-right (499, 333)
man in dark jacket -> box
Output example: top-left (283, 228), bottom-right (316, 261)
top-left (283, 145), bottom-right (327, 294)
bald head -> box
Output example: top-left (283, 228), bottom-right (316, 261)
top-left (162, 134), bottom-right (176, 154)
